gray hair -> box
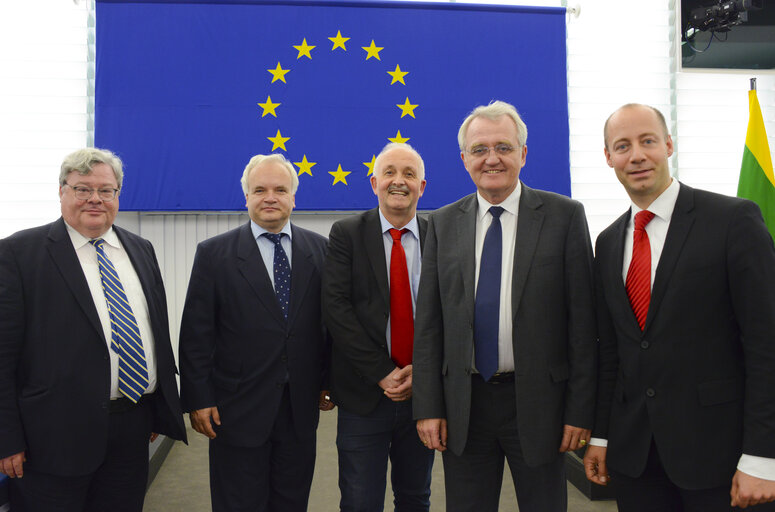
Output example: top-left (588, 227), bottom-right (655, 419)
top-left (240, 153), bottom-right (299, 195)
top-left (373, 142), bottom-right (425, 180)
top-left (603, 103), bottom-right (669, 149)
top-left (59, 147), bottom-right (124, 188)
top-left (457, 100), bottom-right (528, 151)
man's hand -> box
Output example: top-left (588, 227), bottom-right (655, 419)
top-left (319, 390), bottom-right (335, 411)
top-left (416, 418), bottom-right (447, 452)
top-left (559, 424), bottom-right (591, 452)
top-left (190, 406), bottom-right (221, 439)
top-left (583, 445), bottom-right (609, 486)
top-left (379, 365), bottom-right (413, 402)
top-left (0, 451), bottom-right (26, 478)
top-left (731, 470), bottom-right (775, 508)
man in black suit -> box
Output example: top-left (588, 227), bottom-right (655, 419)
top-left (179, 153), bottom-right (331, 512)
top-left (323, 143), bottom-right (434, 511)
top-left (0, 147), bottom-right (186, 512)
top-left (584, 103), bottom-right (775, 511)
top-left (413, 100), bottom-right (597, 511)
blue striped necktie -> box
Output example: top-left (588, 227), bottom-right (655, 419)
top-left (89, 238), bottom-right (148, 403)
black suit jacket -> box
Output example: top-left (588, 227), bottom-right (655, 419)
top-left (593, 183), bottom-right (775, 489)
top-left (413, 184), bottom-right (597, 465)
top-left (0, 218), bottom-right (186, 477)
top-left (179, 222), bottom-right (329, 447)
top-left (322, 208), bottom-right (427, 416)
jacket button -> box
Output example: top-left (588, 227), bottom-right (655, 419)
top-left (640, 340), bottom-right (650, 349)
top-left (276, 382), bottom-right (283, 388)
top-left (281, 355), bottom-right (288, 363)
top-left (646, 388), bottom-right (656, 398)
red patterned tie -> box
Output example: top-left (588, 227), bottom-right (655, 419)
top-left (626, 210), bottom-right (655, 330)
top-left (389, 228), bottom-right (413, 368)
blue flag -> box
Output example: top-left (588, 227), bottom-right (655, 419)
top-left (95, 0), bottom-right (569, 211)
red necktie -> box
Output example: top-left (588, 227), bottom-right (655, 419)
top-left (389, 228), bottom-right (413, 368)
top-left (626, 210), bottom-right (655, 330)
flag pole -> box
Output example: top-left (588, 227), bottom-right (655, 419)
top-left (750, 77), bottom-right (756, 91)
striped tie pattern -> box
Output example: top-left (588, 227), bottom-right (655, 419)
top-left (89, 238), bottom-right (148, 402)
top-left (625, 210), bottom-right (655, 331)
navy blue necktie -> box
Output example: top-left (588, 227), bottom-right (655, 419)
top-left (263, 233), bottom-right (291, 318)
top-left (474, 206), bottom-right (504, 381)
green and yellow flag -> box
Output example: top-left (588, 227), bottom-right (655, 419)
top-left (738, 87), bottom-right (775, 242)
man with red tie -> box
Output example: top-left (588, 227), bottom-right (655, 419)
top-left (323, 142), bottom-right (434, 511)
top-left (585, 103), bottom-right (775, 511)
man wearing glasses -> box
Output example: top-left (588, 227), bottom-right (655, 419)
top-left (0, 147), bottom-right (186, 511)
top-left (413, 101), bottom-right (597, 511)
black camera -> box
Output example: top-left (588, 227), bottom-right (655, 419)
top-left (690, 0), bottom-right (763, 32)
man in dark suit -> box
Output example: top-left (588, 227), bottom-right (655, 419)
top-left (323, 143), bottom-right (435, 511)
top-left (413, 100), bottom-right (597, 511)
top-left (584, 103), bottom-right (775, 511)
top-left (0, 147), bottom-right (186, 512)
top-left (179, 153), bottom-right (331, 512)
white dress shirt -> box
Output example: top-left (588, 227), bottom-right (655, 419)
top-left (590, 178), bottom-right (775, 479)
top-left (378, 210), bottom-right (421, 357)
top-left (473, 182), bottom-right (521, 373)
top-left (65, 222), bottom-right (157, 399)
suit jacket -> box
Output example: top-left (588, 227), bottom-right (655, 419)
top-left (593, 183), bottom-right (775, 489)
top-left (412, 184), bottom-right (597, 466)
top-left (179, 222), bottom-right (329, 447)
top-left (0, 218), bottom-right (186, 477)
top-left (322, 208), bottom-right (427, 416)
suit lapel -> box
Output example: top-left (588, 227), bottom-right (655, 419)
top-left (45, 218), bottom-right (106, 344)
top-left (457, 194), bottom-right (478, 324)
top-left (287, 224), bottom-right (315, 326)
top-left (646, 184), bottom-right (695, 331)
top-left (236, 223), bottom-right (286, 325)
top-left (511, 185), bottom-right (544, 318)
top-left (363, 209), bottom-right (390, 312)
top-left (606, 210), bottom-right (641, 332)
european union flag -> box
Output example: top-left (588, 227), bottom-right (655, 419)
top-left (95, 0), bottom-right (569, 211)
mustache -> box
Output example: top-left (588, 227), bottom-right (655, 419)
top-left (388, 184), bottom-right (411, 194)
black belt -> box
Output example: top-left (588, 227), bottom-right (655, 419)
top-left (474, 372), bottom-right (515, 384)
top-left (109, 393), bottom-right (151, 414)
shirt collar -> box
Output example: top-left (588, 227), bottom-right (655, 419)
top-left (630, 178), bottom-right (679, 223)
top-left (378, 209), bottom-right (420, 240)
top-left (64, 220), bottom-right (120, 250)
top-left (476, 180), bottom-right (521, 221)
top-left (250, 219), bottom-right (293, 241)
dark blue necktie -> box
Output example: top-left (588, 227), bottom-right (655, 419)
top-left (263, 233), bottom-right (291, 319)
top-left (474, 206), bottom-right (504, 381)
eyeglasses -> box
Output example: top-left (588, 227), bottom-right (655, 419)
top-left (64, 184), bottom-right (120, 201)
top-left (467, 143), bottom-right (516, 158)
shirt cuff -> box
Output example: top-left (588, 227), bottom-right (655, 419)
top-left (589, 437), bottom-right (608, 447)
top-left (738, 454), bottom-right (775, 481)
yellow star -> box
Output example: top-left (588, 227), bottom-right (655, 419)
top-left (328, 30), bottom-right (350, 51)
top-left (396, 97), bottom-right (418, 119)
top-left (267, 129), bottom-right (290, 151)
top-left (267, 62), bottom-right (290, 83)
top-left (293, 38), bottom-right (316, 59)
top-left (363, 155), bottom-right (376, 176)
top-left (257, 95), bottom-right (281, 118)
top-left (361, 40), bottom-right (384, 61)
top-left (329, 164), bottom-right (351, 185)
top-left (294, 155), bottom-right (317, 177)
top-left (388, 130), bottom-right (410, 144)
top-left (387, 64), bottom-right (409, 85)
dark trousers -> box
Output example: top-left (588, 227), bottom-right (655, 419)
top-left (337, 396), bottom-right (434, 512)
top-left (9, 397), bottom-right (153, 512)
top-left (442, 375), bottom-right (567, 512)
top-left (209, 386), bottom-right (316, 512)
top-left (612, 439), bottom-right (775, 512)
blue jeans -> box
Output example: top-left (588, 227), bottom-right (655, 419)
top-left (337, 396), bottom-right (434, 512)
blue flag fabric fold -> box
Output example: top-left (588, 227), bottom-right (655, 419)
top-left (95, 0), bottom-right (569, 211)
